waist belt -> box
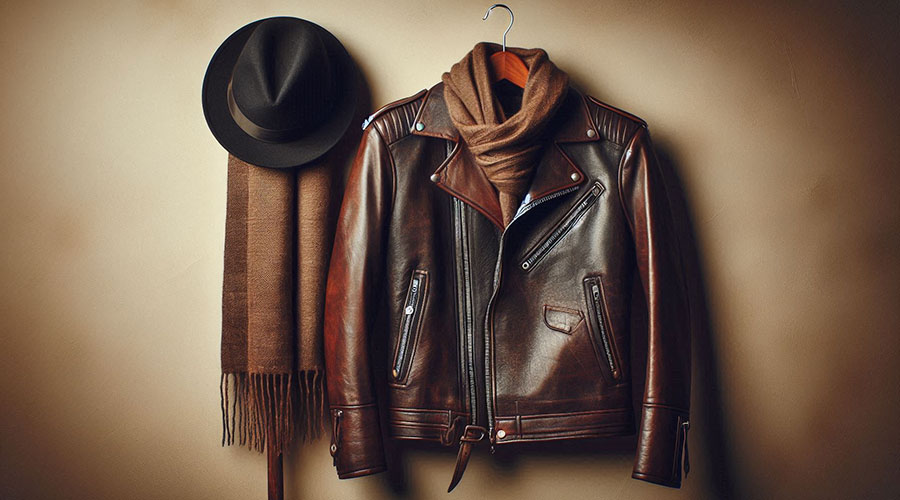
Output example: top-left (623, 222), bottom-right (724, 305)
top-left (447, 424), bottom-right (487, 492)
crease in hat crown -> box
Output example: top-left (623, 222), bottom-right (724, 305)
top-left (227, 17), bottom-right (338, 142)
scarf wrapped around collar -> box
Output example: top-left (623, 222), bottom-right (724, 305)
top-left (441, 41), bottom-right (570, 226)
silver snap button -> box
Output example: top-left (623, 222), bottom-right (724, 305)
top-left (570, 172), bottom-right (580, 181)
top-left (586, 129), bottom-right (596, 137)
top-left (415, 122), bottom-right (425, 131)
top-left (496, 429), bottom-right (507, 439)
top-left (430, 173), bottom-right (440, 182)
top-left (404, 305), bottom-right (414, 315)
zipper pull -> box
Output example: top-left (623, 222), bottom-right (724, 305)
top-left (330, 409), bottom-right (343, 466)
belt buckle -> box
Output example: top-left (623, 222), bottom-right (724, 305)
top-left (459, 424), bottom-right (486, 443)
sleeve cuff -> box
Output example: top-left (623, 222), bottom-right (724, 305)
top-left (337, 465), bottom-right (388, 479)
top-left (329, 404), bottom-right (387, 479)
top-left (632, 403), bottom-right (690, 488)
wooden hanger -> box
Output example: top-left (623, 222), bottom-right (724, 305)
top-left (484, 4), bottom-right (528, 88)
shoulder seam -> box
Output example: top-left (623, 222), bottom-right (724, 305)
top-left (584, 94), bottom-right (647, 146)
top-left (361, 88), bottom-right (428, 137)
top-left (585, 94), bottom-right (647, 126)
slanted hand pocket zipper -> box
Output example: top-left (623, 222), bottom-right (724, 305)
top-left (392, 269), bottom-right (427, 382)
top-left (520, 181), bottom-right (604, 271)
top-left (583, 275), bottom-right (620, 382)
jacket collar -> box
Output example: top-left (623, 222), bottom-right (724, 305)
top-left (410, 82), bottom-right (600, 229)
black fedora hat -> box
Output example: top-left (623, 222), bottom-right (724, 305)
top-left (203, 17), bottom-right (360, 168)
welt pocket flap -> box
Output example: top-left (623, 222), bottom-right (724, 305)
top-left (542, 305), bottom-right (584, 335)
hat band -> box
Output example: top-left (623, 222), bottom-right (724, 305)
top-left (226, 79), bottom-right (308, 143)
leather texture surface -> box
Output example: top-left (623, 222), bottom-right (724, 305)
top-left (323, 81), bottom-right (692, 489)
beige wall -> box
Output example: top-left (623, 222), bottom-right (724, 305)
top-left (1, 1), bottom-right (898, 499)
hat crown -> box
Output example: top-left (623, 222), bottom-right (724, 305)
top-left (230, 18), bottom-right (337, 135)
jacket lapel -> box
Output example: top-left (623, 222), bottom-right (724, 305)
top-left (411, 82), bottom-right (601, 230)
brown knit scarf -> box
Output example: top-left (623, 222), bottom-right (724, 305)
top-left (442, 41), bottom-right (570, 225)
top-left (220, 152), bottom-right (341, 454)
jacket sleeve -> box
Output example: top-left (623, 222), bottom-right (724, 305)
top-left (619, 124), bottom-right (692, 488)
top-left (323, 122), bottom-right (393, 479)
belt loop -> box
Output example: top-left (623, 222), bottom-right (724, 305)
top-left (441, 415), bottom-right (465, 446)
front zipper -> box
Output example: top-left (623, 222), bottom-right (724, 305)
top-left (483, 182), bottom-right (584, 448)
top-left (453, 198), bottom-right (478, 426)
top-left (520, 181), bottom-right (604, 271)
top-left (393, 270), bottom-right (427, 382)
top-left (584, 276), bottom-right (620, 381)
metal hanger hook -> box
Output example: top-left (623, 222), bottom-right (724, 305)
top-left (483, 4), bottom-right (514, 51)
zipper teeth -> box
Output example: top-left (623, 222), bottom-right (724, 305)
top-left (483, 264), bottom-right (498, 442)
top-left (484, 183), bottom-right (584, 443)
top-left (462, 207), bottom-right (477, 424)
top-left (522, 183), bottom-right (603, 271)
top-left (395, 275), bottom-right (421, 375)
top-left (515, 184), bottom-right (581, 219)
top-left (455, 199), bottom-right (478, 424)
top-left (591, 281), bottom-right (616, 374)
top-left (452, 201), bottom-right (464, 396)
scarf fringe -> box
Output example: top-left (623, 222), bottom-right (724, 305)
top-left (220, 370), bottom-right (326, 454)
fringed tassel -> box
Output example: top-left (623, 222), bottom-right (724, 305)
top-left (220, 370), bottom-right (326, 454)
top-left (297, 369), bottom-right (326, 443)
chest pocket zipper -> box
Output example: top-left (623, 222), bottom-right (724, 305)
top-left (392, 269), bottom-right (427, 383)
top-left (520, 181), bottom-right (604, 271)
top-left (583, 275), bottom-right (621, 382)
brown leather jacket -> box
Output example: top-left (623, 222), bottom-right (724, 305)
top-left (324, 81), bottom-right (692, 490)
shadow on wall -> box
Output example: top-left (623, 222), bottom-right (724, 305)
top-left (361, 138), bottom-right (740, 499)
top-left (654, 139), bottom-right (740, 499)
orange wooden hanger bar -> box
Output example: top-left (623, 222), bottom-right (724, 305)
top-left (484, 4), bottom-right (528, 88)
top-left (490, 50), bottom-right (528, 88)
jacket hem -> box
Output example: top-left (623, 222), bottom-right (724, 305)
top-left (494, 406), bottom-right (634, 442)
top-left (631, 471), bottom-right (681, 488)
top-left (338, 465), bottom-right (388, 479)
top-left (493, 424), bottom-right (634, 443)
top-left (386, 406), bottom-right (635, 443)
top-left (387, 407), bottom-right (469, 443)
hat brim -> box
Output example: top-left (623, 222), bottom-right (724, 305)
top-left (202, 17), bottom-right (360, 169)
